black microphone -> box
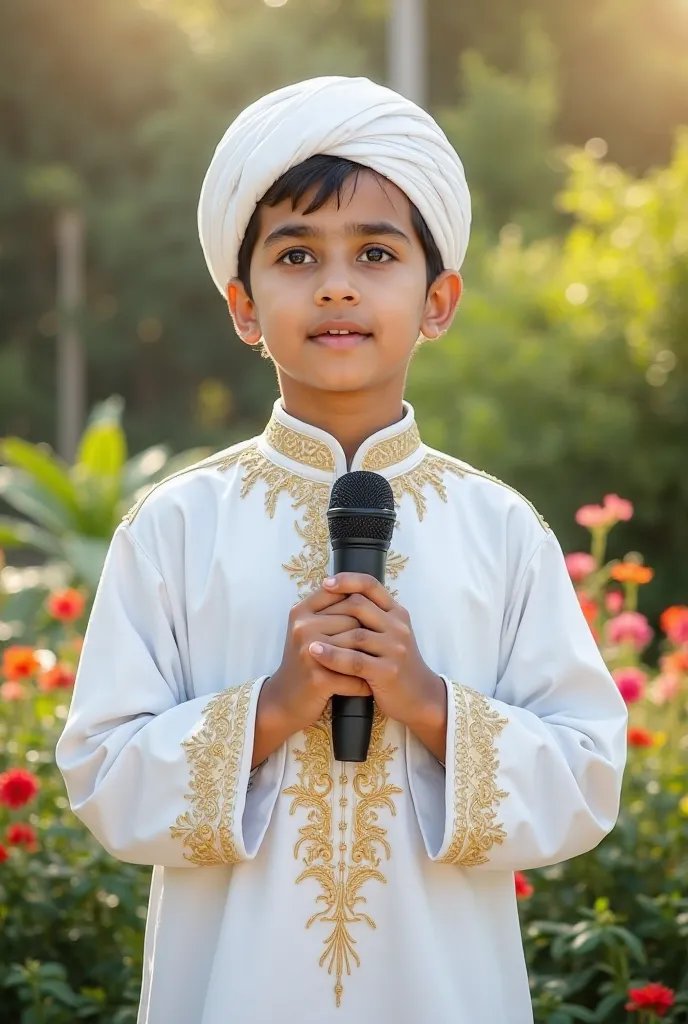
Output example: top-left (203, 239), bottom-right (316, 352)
top-left (326, 471), bottom-right (396, 762)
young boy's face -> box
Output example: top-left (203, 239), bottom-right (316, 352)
top-left (227, 170), bottom-right (461, 404)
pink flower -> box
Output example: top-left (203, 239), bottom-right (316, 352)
top-left (1, 681), bottom-right (29, 701)
top-left (606, 612), bottom-right (653, 650)
top-left (603, 494), bottom-right (633, 522)
top-left (613, 666), bottom-right (647, 703)
top-left (575, 504), bottom-right (612, 529)
top-left (575, 494), bottom-right (633, 530)
top-left (565, 552), bottom-right (597, 582)
top-left (605, 591), bottom-right (624, 615)
top-left (651, 674), bottom-right (681, 705)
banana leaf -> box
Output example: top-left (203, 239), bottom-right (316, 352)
top-left (0, 437), bottom-right (78, 512)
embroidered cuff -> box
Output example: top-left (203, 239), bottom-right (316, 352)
top-left (170, 680), bottom-right (256, 865)
top-left (439, 680), bottom-right (509, 866)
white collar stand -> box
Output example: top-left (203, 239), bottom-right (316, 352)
top-left (259, 398), bottom-right (424, 480)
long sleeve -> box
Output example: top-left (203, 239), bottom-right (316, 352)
top-left (55, 526), bottom-right (286, 868)
top-left (408, 530), bottom-right (627, 870)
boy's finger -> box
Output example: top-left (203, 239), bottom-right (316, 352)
top-left (309, 641), bottom-right (378, 679)
top-left (325, 594), bottom-right (387, 632)
top-left (301, 587), bottom-right (350, 614)
top-left (322, 573), bottom-right (395, 611)
top-left (315, 614), bottom-right (361, 636)
top-left (325, 628), bottom-right (385, 655)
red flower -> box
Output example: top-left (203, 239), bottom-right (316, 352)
top-left (514, 871), bottom-right (534, 898)
top-left (6, 822), bottom-right (37, 849)
top-left (2, 646), bottom-right (40, 681)
top-left (626, 983), bottom-right (675, 1016)
top-left (38, 663), bottom-right (75, 692)
top-left (628, 726), bottom-right (654, 748)
top-left (47, 588), bottom-right (85, 622)
top-left (0, 768), bottom-right (39, 809)
top-left (0, 844), bottom-right (8, 863)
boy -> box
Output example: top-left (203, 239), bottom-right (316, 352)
top-left (56, 76), bottom-right (627, 1024)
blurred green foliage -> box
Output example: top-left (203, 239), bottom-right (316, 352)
top-left (0, 398), bottom-right (209, 591)
top-left (408, 131), bottom-right (688, 621)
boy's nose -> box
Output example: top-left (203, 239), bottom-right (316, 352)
top-left (314, 277), bottom-right (360, 304)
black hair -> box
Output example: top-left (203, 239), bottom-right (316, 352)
top-left (236, 154), bottom-right (444, 301)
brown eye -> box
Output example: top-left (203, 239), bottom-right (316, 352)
top-left (279, 249), bottom-right (314, 266)
top-left (361, 247), bottom-right (393, 263)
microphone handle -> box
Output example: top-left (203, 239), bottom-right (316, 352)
top-left (330, 542), bottom-right (387, 763)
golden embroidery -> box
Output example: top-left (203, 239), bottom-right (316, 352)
top-left (219, 444), bottom-right (331, 596)
top-left (170, 680), bottom-right (254, 864)
top-left (284, 707), bottom-right (401, 1006)
top-left (361, 422), bottom-right (422, 471)
top-left (441, 683), bottom-right (508, 866)
top-left (264, 417), bottom-right (335, 472)
top-left (390, 454), bottom-right (465, 520)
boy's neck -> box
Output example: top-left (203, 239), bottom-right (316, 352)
top-left (278, 382), bottom-right (407, 467)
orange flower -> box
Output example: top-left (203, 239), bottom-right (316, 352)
top-left (6, 822), bottom-right (38, 850)
top-left (2, 646), bottom-right (40, 681)
top-left (514, 871), bottom-right (534, 898)
top-left (578, 594), bottom-right (598, 626)
top-left (0, 768), bottom-right (39, 809)
top-left (38, 664), bottom-right (75, 692)
top-left (662, 651), bottom-right (688, 675)
top-left (610, 563), bottom-right (654, 585)
top-left (659, 605), bottom-right (688, 646)
top-left (47, 588), bottom-right (85, 622)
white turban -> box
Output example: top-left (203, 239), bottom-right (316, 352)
top-left (198, 76), bottom-right (471, 295)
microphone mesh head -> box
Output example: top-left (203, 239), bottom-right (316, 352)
top-left (328, 471), bottom-right (396, 543)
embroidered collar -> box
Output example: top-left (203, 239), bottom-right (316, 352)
top-left (259, 399), bottom-right (423, 479)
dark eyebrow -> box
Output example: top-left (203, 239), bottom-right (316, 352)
top-left (262, 221), bottom-right (411, 248)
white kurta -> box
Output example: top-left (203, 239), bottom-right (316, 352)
top-left (56, 400), bottom-right (627, 1024)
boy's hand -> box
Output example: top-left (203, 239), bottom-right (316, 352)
top-left (309, 574), bottom-right (447, 753)
top-left (258, 584), bottom-right (373, 741)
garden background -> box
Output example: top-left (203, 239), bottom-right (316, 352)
top-left (1, 0), bottom-right (687, 1021)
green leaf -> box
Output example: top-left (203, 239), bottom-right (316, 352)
top-left (75, 421), bottom-right (127, 480)
top-left (560, 1005), bottom-right (598, 1022)
top-left (0, 437), bottom-right (77, 511)
top-left (607, 926), bottom-right (647, 964)
top-left (0, 515), bottom-right (61, 555)
top-left (0, 468), bottom-right (76, 533)
top-left (593, 992), bottom-right (626, 1020)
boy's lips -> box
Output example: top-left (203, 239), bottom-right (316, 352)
top-left (310, 331), bottom-right (371, 351)
top-left (308, 320), bottom-right (372, 351)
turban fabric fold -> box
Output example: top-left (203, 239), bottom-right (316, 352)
top-left (198, 76), bottom-right (471, 295)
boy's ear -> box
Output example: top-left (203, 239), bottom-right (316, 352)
top-left (420, 270), bottom-right (463, 340)
top-left (226, 279), bottom-right (262, 346)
